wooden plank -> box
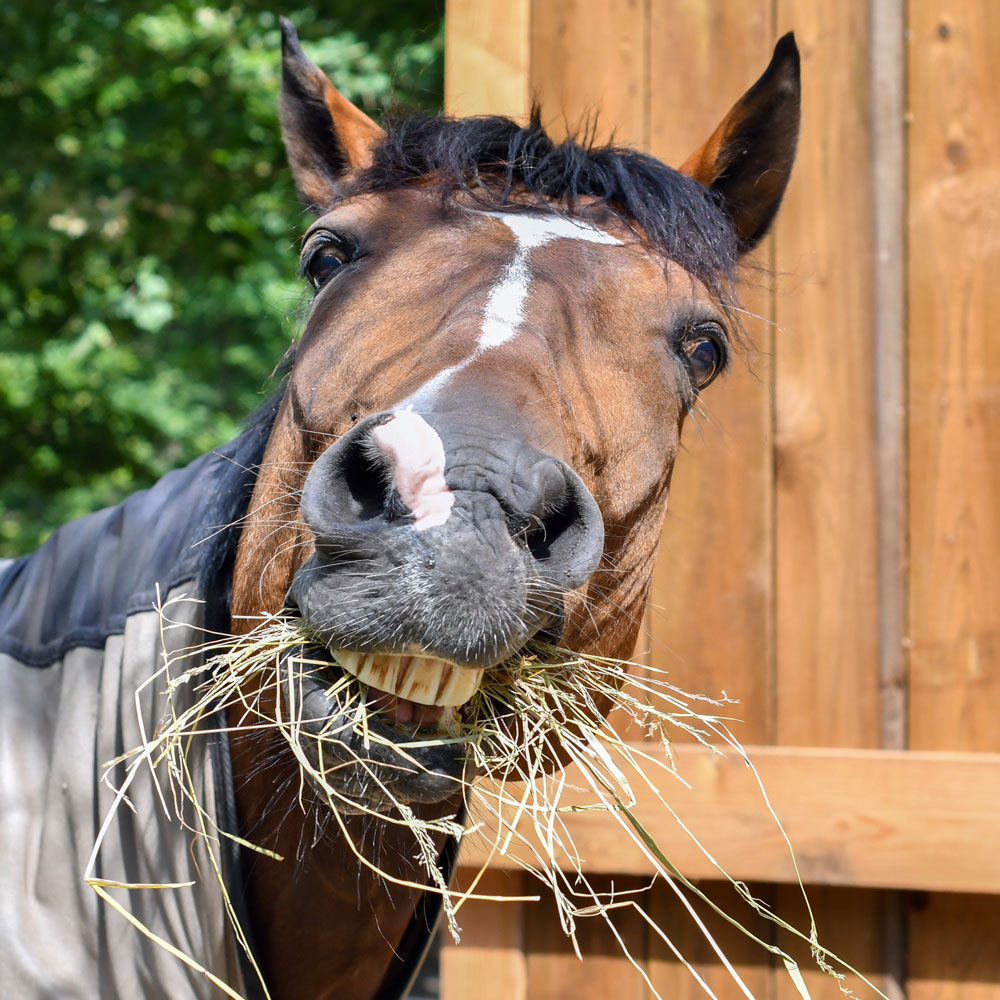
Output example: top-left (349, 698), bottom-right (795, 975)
top-left (524, 874), bottom-right (648, 1000)
top-left (647, 880), bottom-right (776, 1000)
top-left (870, 2), bottom-right (909, 995)
top-left (646, 0), bottom-right (772, 166)
top-left (645, 1), bottom-right (776, 746)
top-left (444, 0), bottom-right (530, 117)
top-left (906, 0), bottom-right (1000, 754)
top-left (908, 892), bottom-right (1000, 1000)
top-left (906, 5), bottom-right (1000, 999)
top-left (529, 0), bottom-right (649, 148)
top-left (772, 0), bottom-right (881, 747)
top-left (872, 0), bottom-right (908, 754)
top-left (772, 886), bottom-right (888, 1000)
top-left (441, 869), bottom-right (527, 1000)
top-left (459, 743), bottom-right (1000, 893)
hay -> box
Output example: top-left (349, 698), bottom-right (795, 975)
top-left (86, 594), bottom-right (887, 1000)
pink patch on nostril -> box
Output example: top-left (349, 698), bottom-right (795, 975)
top-left (371, 410), bottom-right (454, 530)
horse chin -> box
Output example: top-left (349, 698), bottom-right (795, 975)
top-left (284, 644), bottom-right (475, 814)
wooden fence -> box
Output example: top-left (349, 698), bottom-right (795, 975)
top-left (441, 0), bottom-right (1000, 996)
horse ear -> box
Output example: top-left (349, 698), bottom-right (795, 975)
top-left (278, 17), bottom-right (385, 212)
top-left (679, 32), bottom-right (801, 252)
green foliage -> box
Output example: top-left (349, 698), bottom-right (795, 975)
top-left (0, 1), bottom-right (443, 556)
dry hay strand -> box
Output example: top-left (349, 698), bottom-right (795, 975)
top-left (85, 593), bottom-right (888, 1000)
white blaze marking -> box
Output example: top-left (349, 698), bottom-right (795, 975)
top-left (479, 253), bottom-right (531, 350)
top-left (406, 213), bottom-right (623, 408)
top-left (371, 410), bottom-right (454, 530)
top-left (477, 213), bottom-right (623, 350)
top-left (388, 216), bottom-right (622, 521)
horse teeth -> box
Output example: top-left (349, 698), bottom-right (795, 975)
top-left (332, 650), bottom-right (483, 707)
top-left (335, 650), bottom-right (361, 674)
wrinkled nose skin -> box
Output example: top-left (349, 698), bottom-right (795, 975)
top-left (288, 410), bottom-right (605, 669)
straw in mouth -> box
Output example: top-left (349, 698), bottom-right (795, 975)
top-left (93, 603), bottom-right (878, 1000)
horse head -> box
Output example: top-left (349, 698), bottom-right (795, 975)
top-left (225, 21), bottom-right (799, 995)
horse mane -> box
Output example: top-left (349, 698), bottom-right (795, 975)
top-left (348, 110), bottom-right (741, 309)
top-left (198, 387), bottom-right (285, 635)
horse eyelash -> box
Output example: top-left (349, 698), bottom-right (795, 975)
top-left (298, 230), bottom-right (359, 277)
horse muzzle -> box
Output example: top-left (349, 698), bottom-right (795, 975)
top-left (287, 408), bottom-right (604, 712)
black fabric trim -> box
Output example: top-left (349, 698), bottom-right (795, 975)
top-left (0, 449), bottom-right (229, 668)
top-left (0, 559), bottom-right (201, 667)
top-left (373, 813), bottom-right (465, 1000)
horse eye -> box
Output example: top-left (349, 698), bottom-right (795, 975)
top-left (304, 245), bottom-right (349, 290)
top-left (683, 332), bottom-right (726, 389)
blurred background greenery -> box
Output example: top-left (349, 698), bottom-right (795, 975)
top-left (0, 1), bottom-right (444, 556)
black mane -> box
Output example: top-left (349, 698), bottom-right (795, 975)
top-left (349, 111), bottom-right (740, 308)
top-left (198, 389), bottom-right (284, 635)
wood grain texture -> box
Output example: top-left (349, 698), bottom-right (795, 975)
top-left (645, 1), bottom-right (776, 747)
top-left (529, 0), bottom-right (649, 147)
top-left (460, 743), bottom-right (1000, 893)
top-left (870, 6), bottom-right (908, 998)
top-left (772, 886), bottom-right (888, 1000)
top-left (440, 869), bottom-right (527, 1000)
top-left (871, 0), bottom-right (908, 757)
top-left (906, 0), bottom-right (1000, 754)
top-left (647, 880), bottom-right (776, 999)
top-left (524, 874), bottom-right (649, 1000)
top-left (908, 893), bottom-right (1000, 1000)
top-left (444, 0), bottom-right (530, 117)
top-left (772, 0), bottom-right (881, 747)
top-left (906, 8), bottom-right (1000, 998)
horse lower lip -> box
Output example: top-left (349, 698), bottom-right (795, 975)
top-left (331, 649), bottom-right (485, 707)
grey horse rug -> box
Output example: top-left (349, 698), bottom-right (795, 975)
top-left (0, 412), bottom-right (453, 1000)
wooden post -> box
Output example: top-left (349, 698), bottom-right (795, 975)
top-left (906, 2), bottom-right (1000, 997)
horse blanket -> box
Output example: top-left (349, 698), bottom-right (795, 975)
top-left (0, 431), bottom-right (451, 1000)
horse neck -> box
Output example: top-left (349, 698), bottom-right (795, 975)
top-left (228, 724), bottom-right (453, 999)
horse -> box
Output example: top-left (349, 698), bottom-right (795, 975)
top-left (0, 18), bottom-right (799, 1000)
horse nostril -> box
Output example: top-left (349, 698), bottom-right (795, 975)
top-left (300, 416), bottom-right (397, 534)
top-left (518, 480), bottom-right (582, 562)
top-left (526, 498), bottom-right (582, 561)
top-left (512, 459), bottom-right (604, 587)
top-left (338, 433), bottom-right (390, 522)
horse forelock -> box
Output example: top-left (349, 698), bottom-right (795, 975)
top-left (341, 110), bottom-right (743, 323)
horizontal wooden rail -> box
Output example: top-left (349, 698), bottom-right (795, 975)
top-left (458, 743), bottom-right (1000, 895)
